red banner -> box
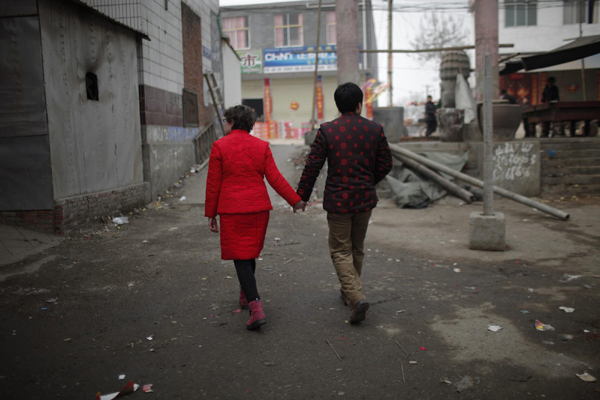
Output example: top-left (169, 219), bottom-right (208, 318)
top-left (315, 75), bottom-right (324, 122)
top-left (531, 74), bottom-right (539, 105)
top-left (365, 87), bottom-right (373, 119)
top-left (264, 78), bottom-right (272, 123)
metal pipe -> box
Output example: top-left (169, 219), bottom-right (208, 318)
top-left (393, 153), bottom-right (474, 204)
top-left (389, 144), bottom-right (570, 220)
top-left (311, 0), bottom-right (323, 129)
top-left (362, 0), bottom-right (368, 70)
top-left (387, 0), bottom-right (393, 106)
top-left (483, 55), bottom-right (494, 216)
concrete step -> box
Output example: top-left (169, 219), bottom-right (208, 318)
top-left (541, 184), bottom-right (600, 196)
top-left (543, 166), bottom-right (600, 176)
top-left (540, 141), bottom-right (600, 151)
top-left (539, 149), bottom-right (600, 160)
top-left (541, 174), bottom-right (600, 185)
top-left (541, 157), bottom-right (600, 168)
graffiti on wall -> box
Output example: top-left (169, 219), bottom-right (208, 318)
top-left (493, 142), bottom-right (537, 182)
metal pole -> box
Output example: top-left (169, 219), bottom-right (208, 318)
top-left (362, 0), bottom-right (368, 70)
top-left (311, 0), bottom-right (323, 129)
top-left (483, 55), bottom-right (494, 216)
top-left (388, 144), bottom-right (570, 220)
top-left (579, 0), bottom-right (587, 101)
top-left (387, 0), bottom-right (393, 106)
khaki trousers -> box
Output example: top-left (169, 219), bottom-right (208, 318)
top-left (327, 210), bottom-right (372, 310)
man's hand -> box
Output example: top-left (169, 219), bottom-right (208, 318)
top-left (292, 200), bottom-right (306, 213)
top-left (208, 217), bottom-right (219, 233)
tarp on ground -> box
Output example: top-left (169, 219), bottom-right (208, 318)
top-left (500, 34), bottom-right (600, 75)
top-left (386, 151), bottom-right (468, 209)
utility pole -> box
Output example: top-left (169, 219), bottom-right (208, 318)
top-left (474, 0), bottom-right (499, 101)
top-left (387, 0), bottom-right (393, 106)
top-left (311, 0), bottom-right (323, 129)
top-left (336, 0), bottom-right (360, 85)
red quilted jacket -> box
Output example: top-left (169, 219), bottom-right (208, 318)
top-left (204, 130), bottom-right (301, 217)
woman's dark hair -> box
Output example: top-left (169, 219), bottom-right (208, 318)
top-left (334, 82), bottom-right (364, 113)
top-left (224, 105), bottom-right (256, 132)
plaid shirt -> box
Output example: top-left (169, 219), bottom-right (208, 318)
top-left (297, 112), bottom-right (393, 213)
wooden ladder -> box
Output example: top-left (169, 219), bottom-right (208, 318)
top-left (203, 72), bottom-right (225, 135)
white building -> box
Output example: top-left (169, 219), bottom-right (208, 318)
top-left (496, 0), bottom-right (600, 103)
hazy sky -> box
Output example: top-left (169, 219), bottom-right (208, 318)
top-left (219, 0), bottom-right (474, 106)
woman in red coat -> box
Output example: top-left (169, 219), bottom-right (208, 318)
top-left (205, 105), bottom-right (305, 330)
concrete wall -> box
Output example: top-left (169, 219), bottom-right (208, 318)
top-left (223, 40), bottom-right (242, 108)
top-left (142, 126), bottom-right (196, 199)
top-left (0, 1), bottom-right (54, 211)
top-left (397, 141), bottom-right (541, 197)
top-left (39, 0), bottom-right (143, 199)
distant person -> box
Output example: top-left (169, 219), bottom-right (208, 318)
top-left (522, 97), bottom-right (533, 138)
top-left (500, 89), bottom-right (517, 104)
top-left (205, 105), bottom-right (305, 330)
top-left (296, 83), bottom-right (393, 324)
top-left (541, 77), bottom-right (560, 137)
top-left (424, 95), bottom-right (437, 137)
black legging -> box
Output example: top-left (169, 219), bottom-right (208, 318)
top-left (234, 259), bottom-right (259, 302)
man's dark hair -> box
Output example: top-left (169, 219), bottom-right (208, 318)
top-left (224, 105), bottom-right (256, 132)
top-left (427, 95), bottom-right (432, 100)
top-left (548, 77), bottom-right (556, 84)
top-left (501, 89), bottom-right (507, 95)
top-left (334, 83), bottom-right (363, 113)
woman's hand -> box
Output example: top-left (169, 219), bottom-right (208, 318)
top-left (292, 200), bottom-right (306, 213)
top-left (208, 217), bottom-right (219, 233)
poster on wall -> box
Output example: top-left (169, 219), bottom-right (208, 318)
top-left (238, 50), bottom-right (262, 74)
top-left (263, 45), bottom-right (337, 73)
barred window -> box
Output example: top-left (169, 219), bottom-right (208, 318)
top-left (275, 13), bottom-right (303, 47)
top-left (564, 0), bottom-right (599, 24)
top-left (505, 0), bottom-right (537, 27)
top-left (223, 17), bottom-right (249, 49)
top-left (326, 11), bottom-right (336, 45)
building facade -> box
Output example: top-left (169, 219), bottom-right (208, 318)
top-left (0, 0), bottom-right (229, 234)
top-left (220, 1), bottom-right (378, 137)
top-left (496, 0), bottom-right (600, 103)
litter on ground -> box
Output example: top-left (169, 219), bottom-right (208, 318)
top-left (535, 320), bottom-right (555, 331)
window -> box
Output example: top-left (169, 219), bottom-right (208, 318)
top-left (275, 13), bottom-right (303, 47)
top-left (564, 0), bottom-right (599, 24)
top-left (326, 11), bottom-right (336, 45)
top-left (86, 72), bottom-right (98, 101)
top-left (505, 0), bottom-right (537, 27)
top-left (223, 17), bottom-right (249, 49)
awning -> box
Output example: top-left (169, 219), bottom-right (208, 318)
top-left (500, 34), bottom-right (600, 75)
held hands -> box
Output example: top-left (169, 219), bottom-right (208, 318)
top-left (208, 217), bottom-right (219, 233)
top-left (292, 200), bottom-right (307, 213)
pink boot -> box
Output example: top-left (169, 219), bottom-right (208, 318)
top-left (246, 300), bottom-right (266, 330)
top-left (239, 289), bottom-right (250, 310)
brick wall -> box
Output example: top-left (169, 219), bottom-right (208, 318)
top-left (0, 183), bottom-right (151, 235)
top-left (139, 84), bottom-right (184, 127)
top-left (181, 2), bottom-right (205, 125)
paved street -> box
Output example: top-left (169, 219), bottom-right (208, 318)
top-left (0, 144), bottom-right (599, 399)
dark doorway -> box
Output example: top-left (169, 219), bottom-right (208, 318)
top-left (242, 99), bottom-right (264, 122)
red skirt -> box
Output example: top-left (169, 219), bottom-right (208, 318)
top-left (219, 211), bottom-right (270, 260)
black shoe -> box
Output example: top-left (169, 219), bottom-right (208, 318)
top-left (350, 300), bottom-right (370, 324)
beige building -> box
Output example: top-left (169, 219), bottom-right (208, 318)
top-left (220, 1), bottom-right (378, 134)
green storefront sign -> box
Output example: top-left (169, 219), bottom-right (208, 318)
top-left (238, 50), bottom-right (262, 74)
